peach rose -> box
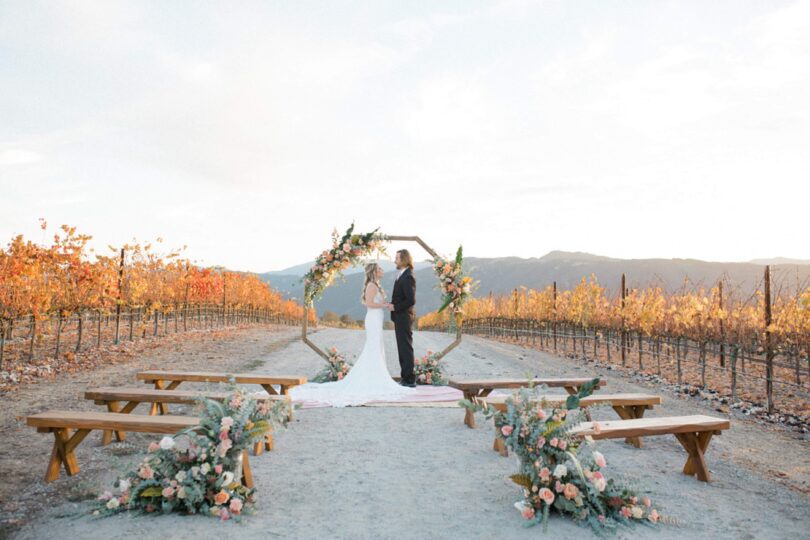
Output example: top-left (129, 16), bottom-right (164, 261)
top-left (538, 487), bottom-right (555, 506)
top-left (521, 506), bottom-right (535, 520)
top-left (563, 483), bottom-right (579, 500)
top-left (214, 489), bottom-right (230, 505)
top-left (501, 425), bottom-right (513, 437)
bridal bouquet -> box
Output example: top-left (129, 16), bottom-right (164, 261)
top-left (94, 387), bottom-right (289, 522)
top-left (303, 223), bottom-right (388, 304)
top-left (433, 246), bottom-right (475, 316)
top-left (460, 379), bottom-right (663, 534)
top-left (414, 349), bottom-right (446, 385)
top-left (312, 347), bottom-right (353, 382)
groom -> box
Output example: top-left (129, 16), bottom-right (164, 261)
top-left (386, 249), bottom-right (416, 387)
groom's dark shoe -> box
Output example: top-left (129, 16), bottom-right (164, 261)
top-left (404, 381), bottom-right (416, 388)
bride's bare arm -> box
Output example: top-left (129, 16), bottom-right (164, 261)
top-left (364, 283), bottom-right (387, 308)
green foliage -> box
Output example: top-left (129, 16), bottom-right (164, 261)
top-left (460, 377), bottom-right (663, 533)
top-left (94, 385), bottom-right (290, 522)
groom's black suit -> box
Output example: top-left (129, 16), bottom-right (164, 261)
top-left (391, 267), bottom-right (416, 385)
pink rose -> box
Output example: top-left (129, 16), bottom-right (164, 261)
top-left (229, 498), bottom-right (243, 515)
top-left (648, 508), bottom-right (659, 523)
top-left (593, 451), bottom-right (606, 468)
top-left (620, 506), bottom-right (632, 518)
top-left (558, 440), bottom-right (567, 450)
top-left (148, 442), bottom-right (160, 453)
top-left (536, 436), bottom-right (546, 448)
top-left (162, 487), bottom-right (174, 499)
top-left (501, 425), bottom-right (513, 437)
top-left (539, 467), bottom-right (551, 482)
top-left (219, 509), bottom-right (230, 521)
top-left (536, 409), bottom-right (547, 421)
top-left (642, 496), bottom-right (651, 508)
top-left (138, 464), bottom-right (154, 479)
top-left (549, 437), bottom-right (558, 448)
top-left (521, 506), bottom-right (535, 520)
top-left (538, 487), bottom-right (555, 505)
top-left (591, 471), bottom-right (606, 492)
top-left (555, 480), bottom-right (563, 493)
top-left (215, 464), bottom-right (223, 474)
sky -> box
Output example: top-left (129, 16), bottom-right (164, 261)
top-left (1, 0), bottom-right (808, 273)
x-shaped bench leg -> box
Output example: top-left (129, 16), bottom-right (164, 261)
top-left (611, 405), bottom-right (650, 448)
top-left (148, 380), bottom-right (181, 415)
top-left (675, 431), bottom-right (716, 482)
top-left (45, 428), bottom-right (92, 482)
top-left (463, 389), bottom-right (492, 428)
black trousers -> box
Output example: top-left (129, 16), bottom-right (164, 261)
top-left (393, 314), bottom-right (415, 384)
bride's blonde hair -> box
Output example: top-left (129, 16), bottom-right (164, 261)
top-left (361, 262), bottom-right (385, 303)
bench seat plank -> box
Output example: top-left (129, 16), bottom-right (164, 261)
top-left (449, 377), bottom-right (606, 428)
top-left (84, 387), bottom-right (289, 453)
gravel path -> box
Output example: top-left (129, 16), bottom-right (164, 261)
top-left (7, 327), bottom-right (810, 539)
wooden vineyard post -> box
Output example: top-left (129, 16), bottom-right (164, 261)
top-left (718, 280), bottom-right (725, 368)
top-left (764, 265), bottom-right (774, 414)
top-left (620, 274), bottom-right (626, 367)
top-left (114, 248), bottom-right (124, 344)
top-left (552, 281), bottom-right (557, 353)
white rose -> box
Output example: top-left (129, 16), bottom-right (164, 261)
top-left (118, 479), bottom-right (130, 493)
top-left (175, 470), bottom-right (187, 482)
top-left (159, 436), bottom-right (175, 450)
top-left (631, 506), bottom-right (643, 519)
top-left (191, 466), bottom-right (200, 478)
top-left (106, 498), bottom-right (120, 510)
top-left (553, 464), bottom-right (568, 478)
top-left (201, 463), bottom-right (211, 474)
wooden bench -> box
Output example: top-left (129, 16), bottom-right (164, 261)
top-left (84, 387), bottom-right (290, 455)
top-left (478, 393), bottom-right (662, 449)
top-left (135, 370), bottom-right (306, 415)
top-left (494, 414), bottom-right (729, 482)
top-left (27, 410), bottom-right (254, 487)
top-left (449, 378), bottom-right (606, 428)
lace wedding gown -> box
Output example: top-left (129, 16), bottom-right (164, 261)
top-left (289, 290), bottom-right (416, 407)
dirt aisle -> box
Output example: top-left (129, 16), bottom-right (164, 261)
top-left (6, 327), bottom-right (810, 539)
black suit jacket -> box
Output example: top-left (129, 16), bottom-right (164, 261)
top-left (391, 267), bottom-right (416, 321)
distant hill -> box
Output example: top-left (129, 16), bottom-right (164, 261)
top-left (748, 257), bottom-right (810, 266)
top-left (260, 251), bottom-right (810, 319)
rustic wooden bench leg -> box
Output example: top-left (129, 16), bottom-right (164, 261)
top-left (280, 386), bottom-right (295, 420)
top-left (253, 440), bottom-right (264, 456)
top-left (493, 428), bottom-right (509, 457)
top-left (45, 428), bottom-right (92, 482)
top-left (464, 389), bottom-right (492, 428)
top-left (102, 401), bottom-right (126, 446)
top-left (675, 431), bottom-right (713, 482)
top-left (240, 450), bottom-right (254, 489)
top-left (612, 405), bottom-right (648, 448)
top-left (151, 380), bottom-right (170, 415)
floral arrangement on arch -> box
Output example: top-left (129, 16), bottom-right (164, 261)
top-left (303, 223), bottom-right (388, 304)
top-left (413, 349), bottom-right (446, 386)
top-left (460, 379), bottom-right (664, 534)
top-left (312, 347), bottom-right (353, 382)
top-left (433, 246), bottom-right (475, 316)
top-left (94, 387), bottom-right (289, 522)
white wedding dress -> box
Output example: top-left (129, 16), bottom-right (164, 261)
top-left (289, 290), bottom-right (416, 407)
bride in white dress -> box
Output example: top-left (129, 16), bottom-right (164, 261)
top-left (289, 262), bottom-right (417, 407)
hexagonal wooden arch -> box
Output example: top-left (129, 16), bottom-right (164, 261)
top-left (301, 235), bottom-right (463, 362)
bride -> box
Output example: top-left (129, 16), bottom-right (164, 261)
top-left (289, 262), bottom-right (417, 407)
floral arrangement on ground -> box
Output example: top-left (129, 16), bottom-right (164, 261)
top-left (312, 347), bottom-right (353, 382)
top-left (433, 245), bottom-right (475, 317)
top-left (303, 222), bottom-right (388, 304)
top-left (95, 386), bottom-right (290, 522)
top-left (460, 379), bottom-right (665, 534)
top-left (414, 349), bottom-right (446, 385)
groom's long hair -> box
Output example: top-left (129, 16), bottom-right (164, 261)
top-left (361, 263), bottom-right (385, 303)
top-left (397, 249), bottom-right (414, 271)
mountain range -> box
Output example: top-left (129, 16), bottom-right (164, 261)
top-left (259, 251), bottom-right (810, 319)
